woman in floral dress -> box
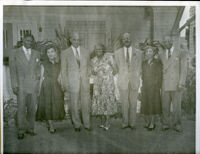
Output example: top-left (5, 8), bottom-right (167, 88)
top-left (91, 44), bottom-right (117, 130)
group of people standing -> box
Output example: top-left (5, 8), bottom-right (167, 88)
top-left (9, 31), bottom-right (187, 140)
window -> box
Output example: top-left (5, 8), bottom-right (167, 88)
top-left (20, 29), bottom-right (32, 41)
top-left (3, 29), bottom-right (8, 49)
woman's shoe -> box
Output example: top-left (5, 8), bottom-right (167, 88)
top-left (99, 125), bottom-right (104, 128)
top-left (50, 128), bottom-right (56, 134)
top-left (103, 125), bottom-right (110, 131)
top-left (144, 124), bottom-right (150, 129)
top-left (148, 124), bottom-right (156, 131)
top-left (49, 127), bottom-right (56, 134)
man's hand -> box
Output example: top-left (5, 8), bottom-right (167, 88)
top-left (13, 87), bottom-right (19, 95)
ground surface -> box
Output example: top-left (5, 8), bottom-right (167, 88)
top-left (4, 116), bottom-right (195, 153)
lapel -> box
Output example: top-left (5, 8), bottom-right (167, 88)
top-left (120, 48), bottom-right (126, 66)
top-left (17, 47), bottom-right (37, 66)
top-left (79, 46), bottom-right (84, 66)
top-left (29, 49), bottom-right (37, 65)
top-left (130, 47), bottom-right (137, 65)
top-left (163, 47), bottom-right (179, 70)
top-left (69, 47), bottom-right (79, 68)
top-left (17, 47), bottom-right (29, 66)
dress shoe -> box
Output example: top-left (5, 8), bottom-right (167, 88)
top-left (75, 128), bottom-right (81, 132)
top-left (130, 126), bottom-right (136, 130)
top-left (103, 125), bottom-right (110, 131)
top-left (121, 125), bottom-right (129, 129)
top-left (144, 124), bottom-right (150, 129)
top-left (147, 124), bottom-right (156, 131)
top-left (26, 130), bottom-right (37, 136)
top-left (99, 125), bottom-right (104, 128)
top-left (161, 126), bottom-right (170, 131)
top-left (173, 125), bottom-right (183, 133)
top-left (17, 133), bottom-right (24, 140)
top-left (49, 128), bottom-right (56, 134)
top-left (85, 127), bottom-right (92, 132)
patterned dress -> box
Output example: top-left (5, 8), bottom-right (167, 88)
top-left (91, 53), bottom-right (118, 116)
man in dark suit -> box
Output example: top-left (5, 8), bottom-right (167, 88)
top-left (9, 34), bottom-right (41, 139)
top-left (60, 32), bottom-right (91, 132)
top-left (159, 35), bottom-right (188, 133)
top-left (114, 32), bottom-right (142, 130)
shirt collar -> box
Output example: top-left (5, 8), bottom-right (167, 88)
top-left (166, 46), bottom-right (174, 53)
top-left (22, 46), bottom-right (31, 53)
top-left (123, 46), bottom-right (132, 57)
top-left (166, 46), bottom-right (174, 58)
top-left (71, 45), bottom-right (80, 56)
top-left (123, 46), bottom-right (132, 51)
top-left (170, 46), bottom-right (174, 54)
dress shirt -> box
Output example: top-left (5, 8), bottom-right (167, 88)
top-left (71, 45), bottom-right (80, 59)
top-left (124, 46), bottom-right (132, 63)
top-left (166, 46), bottom-right (174, 60)
top-left (22, 46), bottom-right (32, 61)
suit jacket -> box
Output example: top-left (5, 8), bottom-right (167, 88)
top-left (159, 45), bottom-right (188, 91)
top-left (9, 47), bottom-right (41, 94)
top-left (60, 46), bottom-right (91, 93)
top-left (114, 46), bottom-right (142, 90)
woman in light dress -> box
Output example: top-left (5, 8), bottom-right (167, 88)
top-left (91, 43), bottom-right (118, 130)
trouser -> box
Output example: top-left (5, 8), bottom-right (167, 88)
top-left (17, 91), bottom-right (37, 134)
top-left (162, 91), bottom-right (182, 128)
top-left (69, 89), bottom-right (90, 129)
top-left (120, 84), bottom-right (138, 127)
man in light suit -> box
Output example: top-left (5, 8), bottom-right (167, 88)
top-left (159, 35), bottom-right (188, 133)
top-left (9, 34), bottom-right (41, 139)
top-left (60, 32), bottom-right (91, 132)
top-left (114, 32), bottom-right (142, 129)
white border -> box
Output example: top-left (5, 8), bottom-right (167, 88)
top-left (1, 1), bottom-right (199, 6)
top-left (1, 1), bottom-right (199, 154)
top-left (195, 2), bottom-right (200, 154)
top-left (0, 1), bottom-right (3, 153)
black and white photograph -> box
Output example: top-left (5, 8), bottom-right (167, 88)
top-left (1, 1), bottom-right (199, 153)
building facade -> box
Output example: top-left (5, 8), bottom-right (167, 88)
top-left (3, 6), bottom-right (181, 56)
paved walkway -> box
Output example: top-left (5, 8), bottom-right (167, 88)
top-left (4, 116), bottom-right (195, 153)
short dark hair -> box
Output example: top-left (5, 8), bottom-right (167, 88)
top-left (45, 44), bottom-right (57, 52)
top-left (23, 34), bottom-right (35, 41)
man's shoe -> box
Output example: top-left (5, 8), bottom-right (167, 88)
top-left (75, 128), bottom-right (81, 132)
top-left (161, 126), bottom-right (170, 131)
top-left (173, 125), bottom-right (183, 133)
top-left (17, 133), bottom-right (24, 140)
top-left (130, 126), bottom-right (136, 130)
top-left (49, 128), bottom-right (56, 134)
top-left (121, 125), bottom-right (129, 129)
top-left (26, 130), bottom-right (37, 136)
top-left (144, 124), bottom-right (150, 129)
top-left (85, 127), bottom-right (92, 132)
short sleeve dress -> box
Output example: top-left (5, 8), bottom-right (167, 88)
top-left (36, 60), bottom-right (65, 120)
top-left (91, 53), bottom-right (118, 116)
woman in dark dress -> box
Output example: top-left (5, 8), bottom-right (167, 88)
top-left (141, 45), bottom-right (162, 131)
top-left (37, 44), bottom-right (65, 133)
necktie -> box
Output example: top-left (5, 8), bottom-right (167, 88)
top-left (75, 48), bottom-right (80, 67)
top-left (126, 48), bottom-right (129, 64)
top-left (26, 49), bottom-right (31, 61)
top-left (168, 49), bottom-right (171, 59)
